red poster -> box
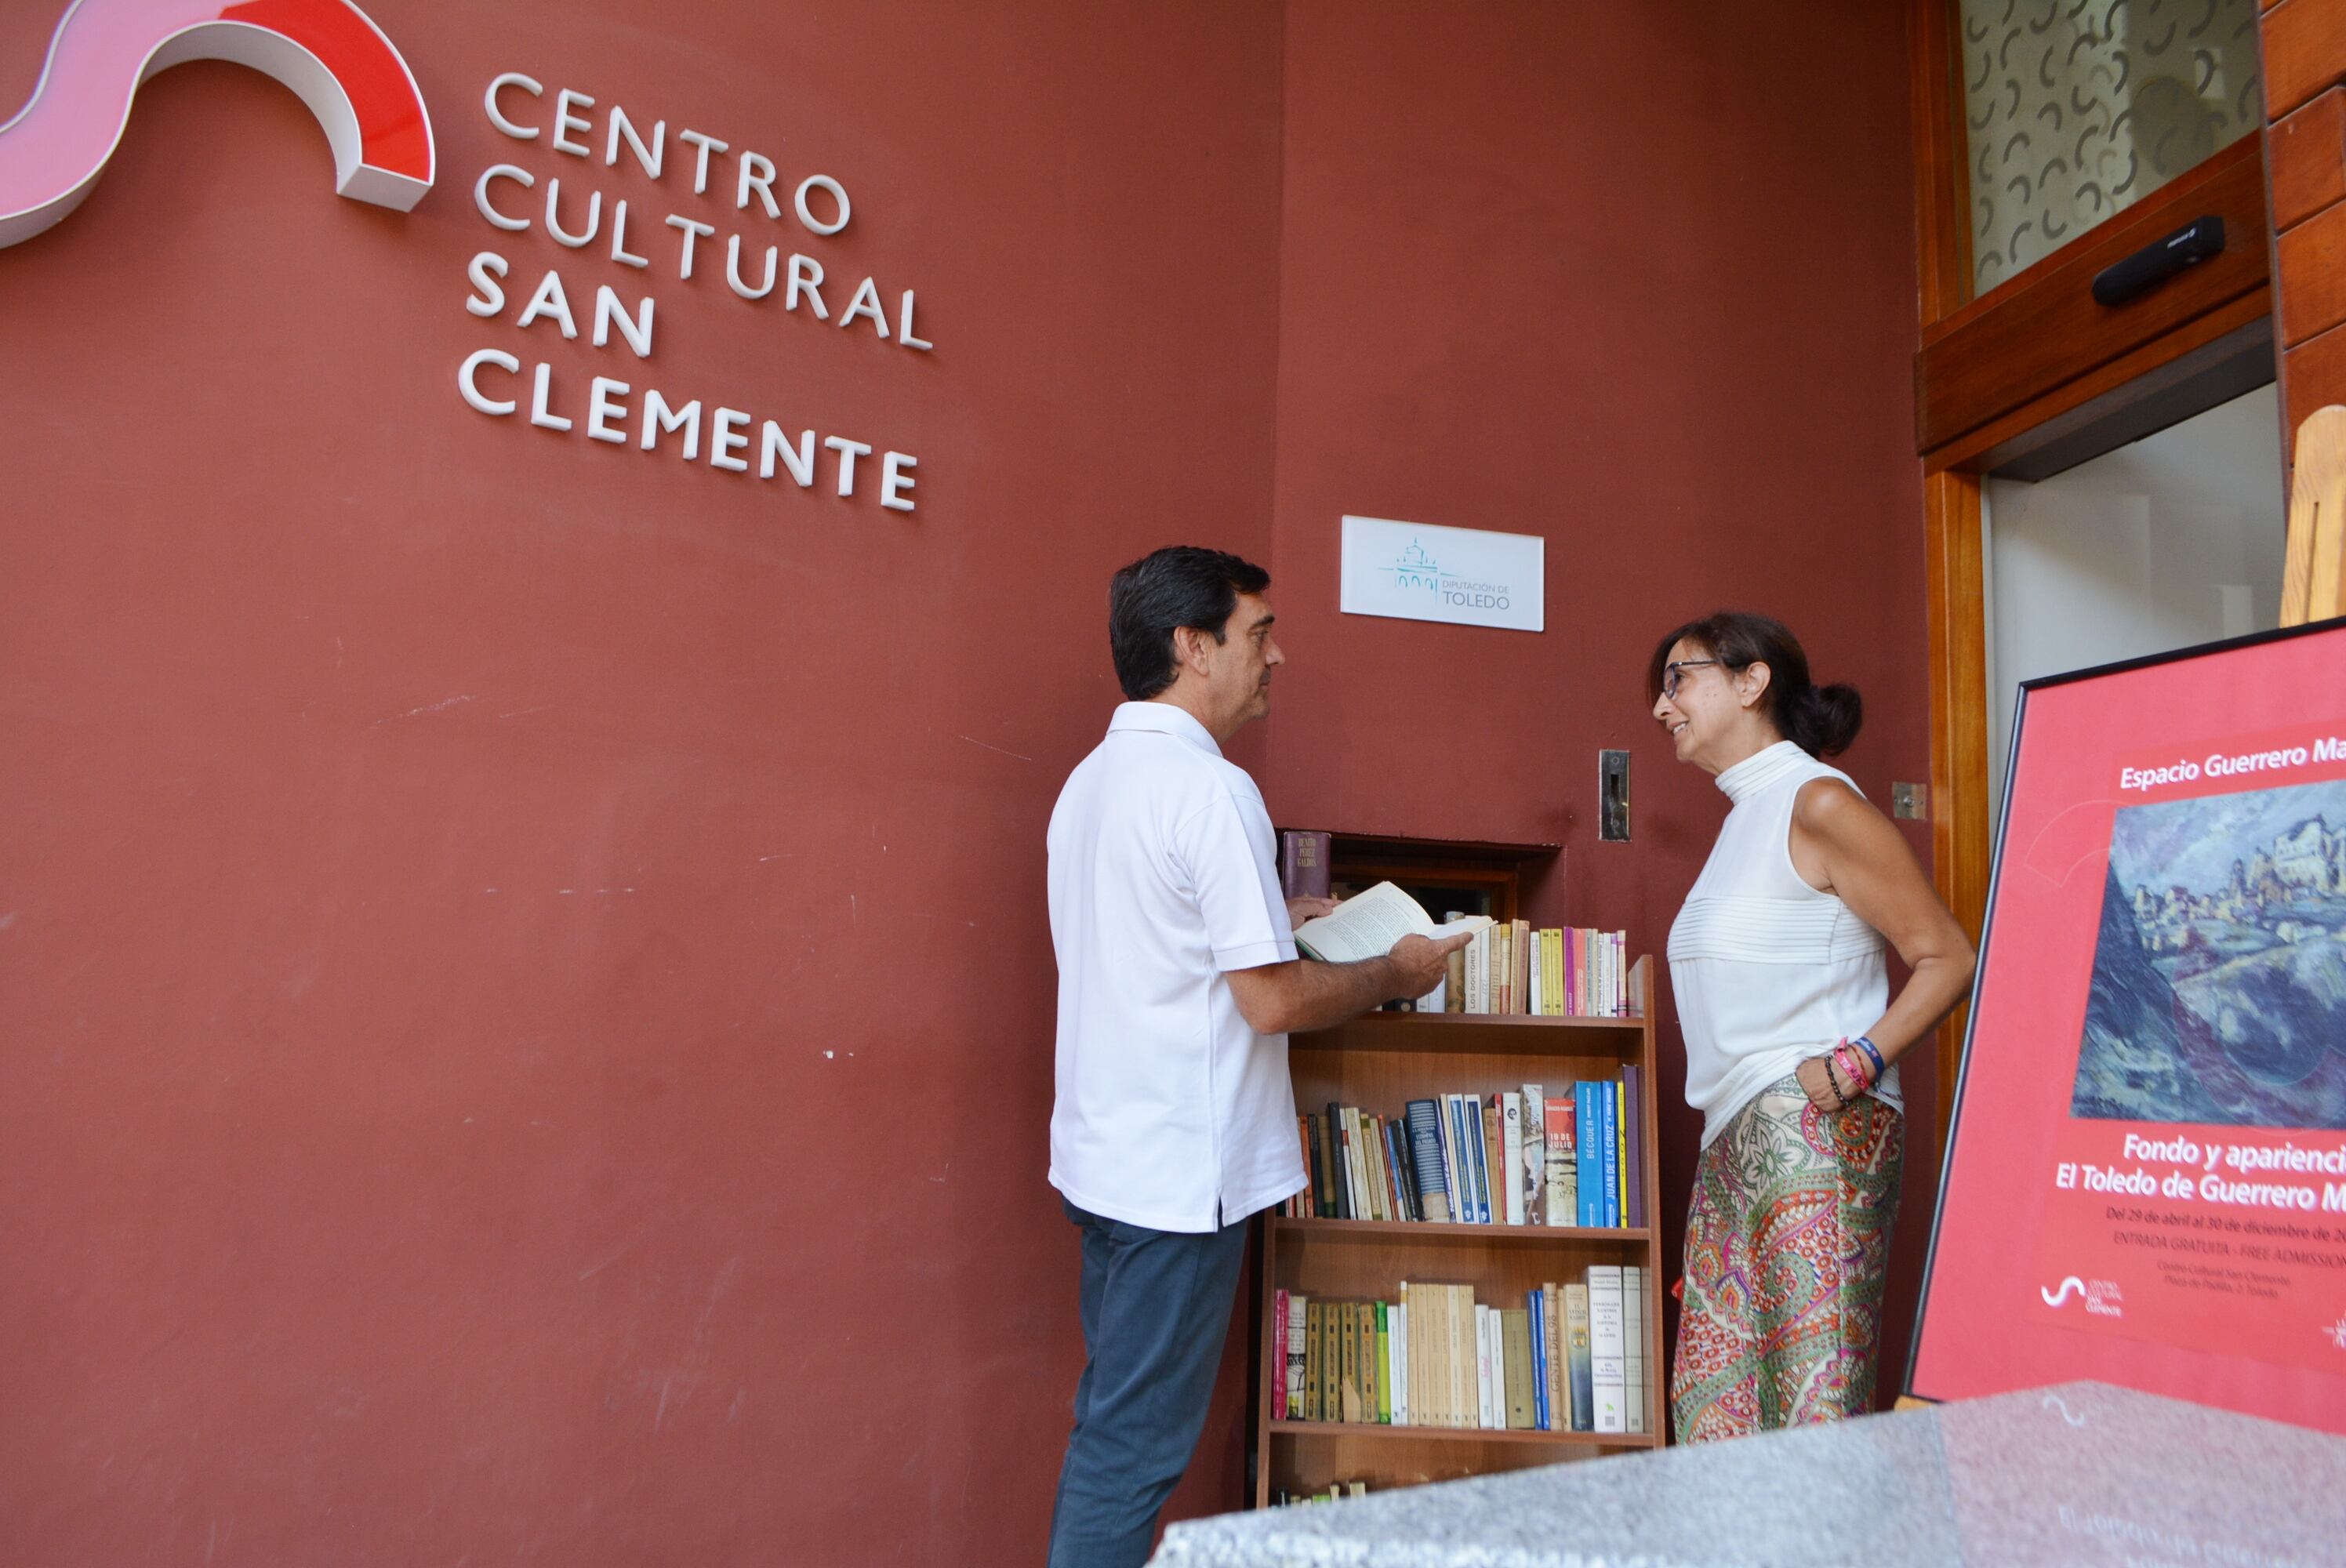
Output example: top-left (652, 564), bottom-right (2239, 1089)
top-left (1910, 622), bottom-right (2346, 1432)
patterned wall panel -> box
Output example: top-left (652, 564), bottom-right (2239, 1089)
top-left (1963, 0), bottom-right (2263, 295)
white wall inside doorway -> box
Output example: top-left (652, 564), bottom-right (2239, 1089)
top-left (1982, 383), bottom-right (2286, 828)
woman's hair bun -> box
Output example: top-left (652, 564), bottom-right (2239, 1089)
top-left (1787, 681), bottom-right (1862, 758)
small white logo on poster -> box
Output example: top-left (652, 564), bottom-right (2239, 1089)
top-left (1339, 515), bottom-right (1544, 633)
top-left (2323, 1312), bottom-right (2346, 1352)
top-left (2040, 1276), bottom-right (2125, 1317)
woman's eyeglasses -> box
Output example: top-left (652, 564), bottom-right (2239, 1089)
top-left (1661, 659), bottom-right (1719, 700)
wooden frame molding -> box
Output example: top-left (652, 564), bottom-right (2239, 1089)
top-left (1916, 139), bottom-right (2271, 458)
top-left (1920, 470), bottom-right (1988, 1152)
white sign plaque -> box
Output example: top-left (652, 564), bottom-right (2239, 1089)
top-left (1338, 514), bottom-right (1545, 633)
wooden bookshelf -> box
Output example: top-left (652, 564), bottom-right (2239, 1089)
top-left (1252, 958), bottom-right (1666, 1507)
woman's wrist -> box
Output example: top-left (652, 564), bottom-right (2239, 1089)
top-left (1849, 1035), bottom-right (1887, 1081)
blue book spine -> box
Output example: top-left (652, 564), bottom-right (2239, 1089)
top-left (1575, 1083), bottom-right (1599, 1227)
top-left (1529, 1289), bottom-right (1550, 1429)
top-left (1601, 1080), bottom-right (1621, 1228)
top-left (1405, 1099), bottom-right (1447, 1223)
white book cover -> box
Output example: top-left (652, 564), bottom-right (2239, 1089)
top-left (1287, 1292), bottom-right (1309, 1413)
top-left (1500, 1094), bottom-right (1525, 1225)
top-left (1622, 1266), bottom-right (1646, 1436)
top-left (1344, 1109), bottom-right (1375, 1222)
top-left (1490, 1305), bottom-right (1509, 1429)
top-left (1475, 1305), bottom-right (1497, 1429)
top-left (1391, 1303), bottom-right (1408, 1427)
top-left (1451, 1285), bottom-right (1474, 1429)
top-left (1468, 927), bottom-right (1488, 1013)
top-left (1520, 1087), bottom-right (1545, 1227)
top-left (1527, 947), bottom-right (1542, 1016)
top-left (1587, 1265), bottom-right (1627, 1434)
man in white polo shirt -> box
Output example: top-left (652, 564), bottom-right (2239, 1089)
top-left (1044, 546), bottom-right (1465, 1568)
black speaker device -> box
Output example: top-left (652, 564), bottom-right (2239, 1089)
top-left (2091, 216), bottom-right (2225, 307)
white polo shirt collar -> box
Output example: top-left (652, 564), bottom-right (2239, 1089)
top-left (1106, 699), bottom-right (1221, 753)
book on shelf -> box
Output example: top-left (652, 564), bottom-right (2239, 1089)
top-left (1295, 1295), bottom-right (1313, 1417)
top-left (1502, 1309), bottom-right (1535, 1429)
top-left (1600, 1080), bottom-right (1621, 1228)
top-left (1282, 1079), bottom-right (1638, 1228)
top-left (1406, 1101), bottom-right (1451, 1223)
top-left (1499, 1094), bottom-right (1525, 1225)
top-left (1520, 1088), bottom-right (1545, 1229)
top-left (1564, 1281), bottom-right (1593, 1430)
top-left (1622, 1264), bottom-right (1647, 1436)
top-left (1588, 1265), bottom-right (1627, 1434)
top-left (1527, 1289), bottom-right (1548, 1430)
top-left (1574, 1083), bottom-right (1601, 1227)
top-left (1273, 1267), bottom-right (1647, 1436)
top-left (1543, 1092), bottom-right (1577, 1227)
top-left (1621, 1064), bottom-right (1645, 1229)
top-left (1273, 1290), bottom-right (1291, 1420)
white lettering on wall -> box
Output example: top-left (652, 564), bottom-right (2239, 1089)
top-left (456, 70), bottom-right (931, 514)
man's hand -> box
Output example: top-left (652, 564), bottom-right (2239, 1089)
top-left (1225, 928), bottom-right (1473, 1036)
top-left (1387, 930), bottom-right (1472, 996)
top-left (1285, 896), bottom-right (1338, 930)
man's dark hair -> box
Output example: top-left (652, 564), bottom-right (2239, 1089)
top-left (1108, 546), bottom-right (1272, 701)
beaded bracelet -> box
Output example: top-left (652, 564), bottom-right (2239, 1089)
top-left (1818, 1054), bottom-right (1850, 1112)
top-left (1850, 1035), bottom-right (1888, 1082)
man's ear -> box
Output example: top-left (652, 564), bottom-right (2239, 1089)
top-left (1170, 624), bottom-right (1209, 678)
top-left (1738, 661), bottom-right (1774, 710)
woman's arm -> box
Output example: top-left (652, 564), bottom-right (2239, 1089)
top-left (1789, 779), bottom-right (1977, 1105)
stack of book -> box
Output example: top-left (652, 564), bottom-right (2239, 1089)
top-left (1442, 921), bottom-right (1632, 1018)
top-left (1272, 1266), bottom-right (1651, 1436)
top-left (1280, 1076), bottom-right (1645, 1229)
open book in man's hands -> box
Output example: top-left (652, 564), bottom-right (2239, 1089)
top-left (1291, 880), bottom-right (1492, 964)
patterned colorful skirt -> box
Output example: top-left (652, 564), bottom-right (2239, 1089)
top-left (1670, 1073), bottom-right (1903, 1443)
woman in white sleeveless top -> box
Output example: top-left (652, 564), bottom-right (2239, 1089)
top-left (1650, 612), bottom-right (1974, 1443)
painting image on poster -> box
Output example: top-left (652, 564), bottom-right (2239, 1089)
top-left (2072, 778), bottom-right (2346, 1130)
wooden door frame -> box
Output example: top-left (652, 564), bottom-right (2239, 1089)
top-left (1905, 0), bottom-right (2279, 1151)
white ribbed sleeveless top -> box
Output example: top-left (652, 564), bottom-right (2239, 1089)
top-left (1668, 740), bottom-right (1899, 1149)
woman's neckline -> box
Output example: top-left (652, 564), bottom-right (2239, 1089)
top-left (1716, 739), bottom-right (1810, 804)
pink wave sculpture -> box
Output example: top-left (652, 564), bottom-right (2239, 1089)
top-left (0, 0), bottom-right (434, 249)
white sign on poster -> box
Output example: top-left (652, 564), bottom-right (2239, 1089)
top-left (1338, 515), bottom-right (1545, 633)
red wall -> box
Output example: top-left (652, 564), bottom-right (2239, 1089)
top-left (0, 2), bottom-right (1925, 1563)
top-left (0, 2), bottom-right (1284, 1561)
top-left (1259, 0), bottom-right (1937, 1417)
